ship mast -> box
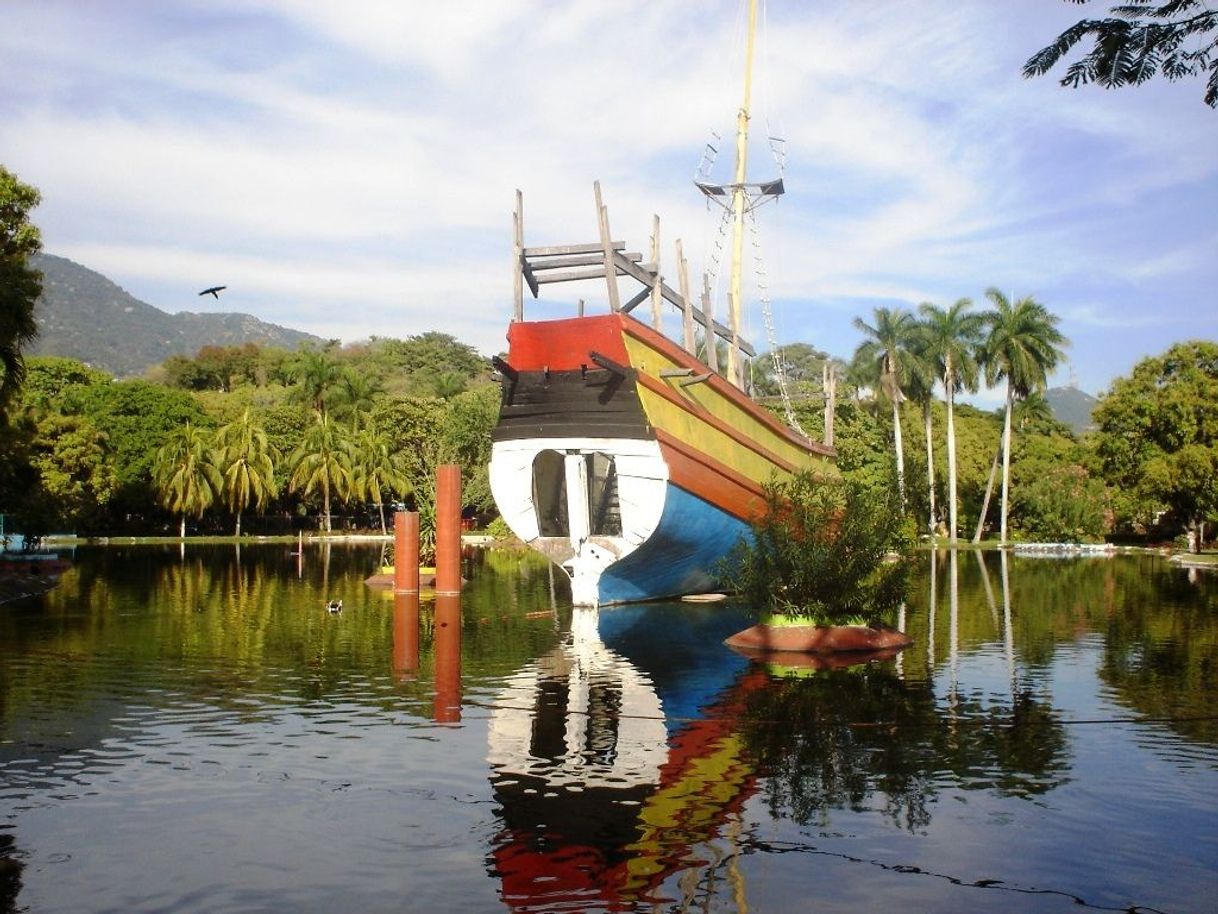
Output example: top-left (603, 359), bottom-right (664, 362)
top-left (727, 0), bottom-right (758, 390)
top-left (697, 0), bottom-right (784, 391)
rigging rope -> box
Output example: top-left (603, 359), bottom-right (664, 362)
top-left (748, 208), bottom-right (807, 436)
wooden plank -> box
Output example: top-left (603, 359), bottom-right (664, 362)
top-left (701, 272), bottom-right (718, 373)
top-left (649, 215), bottom-right (663, 333)
top-left (526, 252), bottom-right (641, 271)
top-left (611, 253), bottom-right (756, 355)
top-left (676, 239), bottom-right (696, 355)
top-left (520, 257), bottom-right (540, 298)
top-left (513, 190), bottom-right (524, 321)
top-left (594, 181), bottom-right (621, 312)
top-left (620, 286), bottom-right (652, 314)
top-left (533, 266), bottom-right (632, 285)
top-left (522, 241), bottom-right (625, 257)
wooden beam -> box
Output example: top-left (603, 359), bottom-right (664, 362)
top-left (649, 215), bottom-right (663, 333)
top-left (513, 190), bottom-right (524, 321)
top-left (526, 252), bottom-right (641, 271)
top-left (594, 181), bottom-right (621, 312)
top-left (701, 271), bottom-right (718, 373)
top-left (521, 257), bottom-right (540, 298)
top-left (533, 266), bottom-right (633, 285)
top-left (620, 286), bottom-right (652, 314)
top-left (676, 239), bottom-right (696, 355)
top-left (523, 241), bottom-right (625, 257)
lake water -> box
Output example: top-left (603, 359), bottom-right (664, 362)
top-left (1, 544), bottom-right (1215, 914)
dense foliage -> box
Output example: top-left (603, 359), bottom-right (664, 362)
top-left (724, 471), bottom-right (915, 624)
top-left (1091, 341), bottom-right (1218, 547)
top-left (0, 166), bottom-right (43, 417)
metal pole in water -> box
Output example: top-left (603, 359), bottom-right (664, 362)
top-left (394, 511), bottom-right (420, 592)
top-left (435, 465), bottom-right (462, 594)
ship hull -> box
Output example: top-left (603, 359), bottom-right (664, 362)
top-left (489, 313), bottom-right (833, 606)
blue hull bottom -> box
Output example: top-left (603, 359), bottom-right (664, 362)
top-left (597, 484), bottom-right (752, 605)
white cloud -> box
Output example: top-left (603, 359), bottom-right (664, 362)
top-left (3, 0), bottom-right (1215, 394)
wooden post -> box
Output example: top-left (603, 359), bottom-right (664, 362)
top-left (649, 214), bottom-right (663, 332)
top-left (392, 591), bottom-right (420, 681)
top-left (701, 271), bottom-right (718, 373)
top-left (394, 511), bottom-right (420, 593)
top-left (676, 239), bottom-right (696, 355)
top-left (435, 464), bottom-right (462, 594)
top-left (594, 181), bottom-right (621, 312)
top-left (513, 189), bottom-right (524, 322)
top-left (433, 592), bottom-right (462, 723)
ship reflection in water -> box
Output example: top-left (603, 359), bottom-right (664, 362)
top-left (484, 597), bottom-right (1073, 913)
top-left (487, 605), bottom-right (761, 911)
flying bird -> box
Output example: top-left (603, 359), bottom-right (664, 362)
top-left (199, 285), bottom-right (227, 299)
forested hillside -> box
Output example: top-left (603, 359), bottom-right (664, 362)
top-left (29, 253), bottom-right (323, 377)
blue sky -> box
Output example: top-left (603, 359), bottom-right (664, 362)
top-left (3, 0), bottom-right (1215, 400)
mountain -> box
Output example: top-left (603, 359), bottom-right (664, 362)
top-left (28, 253), bottom-right (324, 377)
top-left (1045, 385), bottom-right (1099, 435)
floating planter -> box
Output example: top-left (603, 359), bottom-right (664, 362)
top-left (724, 614), bottom-right (913, 656)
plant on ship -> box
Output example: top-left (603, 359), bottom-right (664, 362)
top-left (724, 470), bottom-right (915, 626)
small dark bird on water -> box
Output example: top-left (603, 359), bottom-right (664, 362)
top-left (199, 285), bottom-right (227, 298)
top-left (327, 599), bottom-right (343, 613)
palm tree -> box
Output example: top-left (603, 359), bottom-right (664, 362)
top-left (972, 391), bottom-right (1055, 542)
top-left (332, 368), bottom-right (383, 422)
top-left (917, 298), bottom-right (985, 543)
top-left (291, 349), bottom-right (343, 412)
top-left (152, 422), bottom-right (222, 538)
top-left (904, 348), bottom-right (940, 538)
top-left (351, 419), bottom-right (411, 534)
top-left (981, 289), bottom-right (1068, 544)
top-left (852, 306), bottom-right (921, 507)
top-left (215, 408), bottom-right (278, 537)
top-left (289, 410), bottom-right (353, 533)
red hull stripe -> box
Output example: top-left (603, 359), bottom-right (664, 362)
top-left (656, 430), bottom-right (768, 522)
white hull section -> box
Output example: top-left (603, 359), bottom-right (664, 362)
top-left (489, 437), bottom-right (668, 606)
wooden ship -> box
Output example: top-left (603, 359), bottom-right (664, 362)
top-left (488, 0), bottom-right (835, 606)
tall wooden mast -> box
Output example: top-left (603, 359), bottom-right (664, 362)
top-left (727, 0), bottom-right (759, 390)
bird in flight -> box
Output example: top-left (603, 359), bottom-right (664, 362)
top-left (199, 286), bottom-right (227, 298)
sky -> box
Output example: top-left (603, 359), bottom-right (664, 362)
top-left (3, 0), bottom-right (1216, 401)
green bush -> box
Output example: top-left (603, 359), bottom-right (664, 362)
top-left (723, 470), bottom-right (915, 625)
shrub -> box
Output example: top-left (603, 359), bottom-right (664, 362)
top-left (724, 470), bottom-right (914, 625)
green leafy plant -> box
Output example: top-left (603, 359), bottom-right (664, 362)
top-left (724, 470), bottom-right (915, 626)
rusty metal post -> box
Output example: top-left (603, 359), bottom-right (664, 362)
top-left (394, 511), bottom-right (420, 592)
top-left (433, 593), bottom-right (462, 723)
top-left (435, 465), bottom-right (462, 594)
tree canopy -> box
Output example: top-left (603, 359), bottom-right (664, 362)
top-left (0, 166), bottom-right (43, 415)
top-left (1092, 340), bottom-right (1218, 543)
top-left (1025, 1), bottom-right (1218, 108)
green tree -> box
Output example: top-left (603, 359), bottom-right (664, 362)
top-left (290, 347), bottom-right (343, 412)
top-left (152, 422), bottom-right (223, 538)
top-left (1025, 1), bottom-right (1218, 108)
top-left (980, 290), bottom-right (1068, 544)
top-left (917, 298), bottom-right (985, 543)
top-left (851, 306), bottom-right (924, 508)
top-left (351, 419), bottom-right (411, 534)
top-left (288, 410), bottom-right (353, 533)
top-left (0, 166), bottom-right (43, 417)
top-left (1093, 341), bottom-right (1218, 548)
top-left (214, 408), bottom-right (278, 536)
